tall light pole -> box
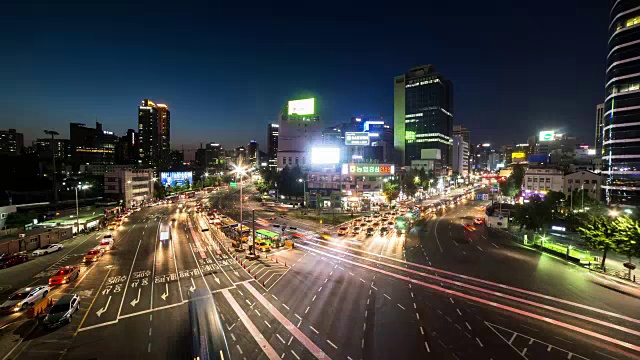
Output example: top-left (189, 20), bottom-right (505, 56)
top-left (75, 184), bottom-right (90, 232)
top-left (232, 163), bottom-right (248, 246)
top-left (44, 130), bottom-right (59, 207)
top-left (298, 178), bottom-right (308, 208)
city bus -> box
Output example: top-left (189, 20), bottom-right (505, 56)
top-left (255, 229), bottom-right (282, 248)
top-left (189, 288), bottom-right (230, 360)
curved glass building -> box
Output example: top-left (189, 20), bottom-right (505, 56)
top-left (604, 0), bottom-right (640, 205)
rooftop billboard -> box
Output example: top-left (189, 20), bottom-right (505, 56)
top-left (288, 98), bottom-right (315, 115)
top-left (345, 132), bottom-right (370, 146)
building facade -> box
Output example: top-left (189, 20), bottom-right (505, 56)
top-left (70, 122), bottom-right (118, 166)
top-left (138, 99), bottom-right (170, 168)
top-left (564, 171), bottom-right (603, 202)
top-left (603, 1), bottom-right (640, 205)
top-left (452, 135), bottom-right (469, 176)
top-left (595, 103), bottom-right (604, 172)
top-left (277, 98), bottom-right (323, 170)
top-left (394, 65), bottom-right (453, 170)
top-left (104, 168), bottom-right (154, 207)
top-left (0, 129), bottom-right (24, 155)
top-left (267, 124), bottom-right (279, 169)
top-left (523, 167), bottom-right (564, 193)
top-left (35, 138), bottom-right (70, 161)
top-left (248, 140), bottom-right (259, 167)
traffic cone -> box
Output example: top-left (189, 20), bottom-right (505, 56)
top-left (276, 258), bottom-right (278, 263)
top-left (254, 274), bottom-right (257, 279)
top-left (248, 268), bottom-right (251, 273)
top-left (285, 261), bottom-right (287, 267)
top-left (262, 281), bottom-right (265, 287)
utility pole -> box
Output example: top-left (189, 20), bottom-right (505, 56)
top-left (44, 130), bottom-right (59, 208)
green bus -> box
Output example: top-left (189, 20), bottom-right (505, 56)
top-left (255, 229), bottom-right (282, 248)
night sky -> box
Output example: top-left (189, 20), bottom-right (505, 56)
top-left (0, 0), bottom-right (609, 154)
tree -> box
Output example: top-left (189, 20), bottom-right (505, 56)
top-left (512, 196), bottom-right (553, 232)
top-left (612, 215), bottom-right (640, 277)
top-left (153, 181), bottom-right (166, 199)
top-left (4, 211), bottom-right (37, 229)
top-left (401, 168), bottom-right (419, 198)
top-left (383, 181), bottom-right (400, 202)
top-left (254, 179), bottom-right (271, 194)
top-left (183, 180), bottom-right (191, 190)
top-left (501, 164), bottom-right (525, 197)
top-left (577, 215), bottom-right (617, 270)
top-left (315, 193), bottom-right (323, 214)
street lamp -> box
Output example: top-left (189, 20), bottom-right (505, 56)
top-left (75, 184), bottom-right (91, 232)
top-left (298, 178), bottom-right (309, 208)
top-left (232, 162), bottom-right (248, 246)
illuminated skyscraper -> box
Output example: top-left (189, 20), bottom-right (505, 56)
top-left (603, 1), bottom-right (640, 205)
top-left (267, 124), bottom-right (279, 169)
top-left (138, 99), bottom-right (170, 168)
top-left (394, 65), bottom-right (453, 172)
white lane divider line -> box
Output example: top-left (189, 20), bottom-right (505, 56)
top-left (277, 334), bottom-right (285, 343)
top-left (384, 294), bottom-right (391, 300)
top-left (221, 289), bottom-right (279, 360)
top-left (326, 340), bottom-right (338, 349)
top-left (242, 283), bottom-right (330, 359)
top-left (397, 304), bottom-right (405, 310)
top-left (310, 326), bottom-right (319, 334)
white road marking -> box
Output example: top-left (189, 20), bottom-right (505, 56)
top-left (277, 334), bottom-right (285, 343)
top-left (326, 340), bottom-right (338, 349)
top-left (310, 326), bottom-right (319, 334)
top-left (397, 304), bottom-right (405, 310)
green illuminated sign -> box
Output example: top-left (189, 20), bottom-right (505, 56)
top-left (230, 182), bottom-right (237, 188)
top-left (406, 131), bottom-right (416, 141)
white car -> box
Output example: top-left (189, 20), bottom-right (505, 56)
top-left (0, 286), bottom-right (50, 313)
top-left (32, 244), bottom-right (64, 256)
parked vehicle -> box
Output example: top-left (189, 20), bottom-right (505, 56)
top-left (32, 244), bottom-right (64, 256)
top-left (0, 254), bottom-right (28, 269)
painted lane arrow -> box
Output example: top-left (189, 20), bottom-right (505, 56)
top-left (96, 296), bottom-right (111, 317)
top-left (130, 288), bottom-right (141, 306)
top-left (189, 278), bottom-right (196, 293)
top-left (160, 283), bottom-right (169, 301)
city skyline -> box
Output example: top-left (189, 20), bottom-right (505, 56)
top-left (0, 0), bottom-right (608, 149)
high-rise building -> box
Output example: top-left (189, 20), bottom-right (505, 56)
top-left (452, 135), bottom-right (469, 176)
top-left (394, 65), bottom-right (453, 171)
top-left (195, 143), bottom-right (224, 171)
top-left (267, 124), bottom-right (279, 169)
top-left (138, 99), bottom-right (170, 168)
top-left (453, 125), bottom-right (470, 146)
top-left (0, 129), bottom-right (24, 155)
top-left (604, 2), bottom-right (640, 205)
top-left (247, 140), bottom-right (259, 166)
top-left (277, 98), bottom-right (323, 170)
top-left (594, 103), bottom-right (605, 172)
top-left (35, 138), bottom-right (70, 161)
top-left (70, 122), bottom-right (118, 165)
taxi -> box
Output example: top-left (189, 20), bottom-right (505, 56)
top-left (256, 241), bottom-right (271, 252)
top-left (49, 266), bottom-right (81, 286)
top-left (337, 227), bottom-right (349, 235)
top-left (83, 248), bottom-right (104, 263)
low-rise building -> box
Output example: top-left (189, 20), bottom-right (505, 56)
top-left (564, 171), bottom-right (603, 202)
top-left (104, 168), bottom-right (154, 207)
top-left (523, 167), bottom-right (564, 193)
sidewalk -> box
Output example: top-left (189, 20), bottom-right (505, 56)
top-left (504, 226), bottom-right (639, 283)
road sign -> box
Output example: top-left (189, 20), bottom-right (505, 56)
top-left (482, 194), bottom-right (489, 200)
top-left (230, 182), bottom-right (237, 188)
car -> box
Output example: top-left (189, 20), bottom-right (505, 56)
top-left (351, 226), bottom-right (361, 235)
top-left (99, 238), bottom-right (114, 251)
top-left (380, 226), bottom-right (388, 234)
top-left (372, 222), bottom-right (380, 228)
top-left (83, 248), bottom-right (104, 263)
top-left (0, 286), bottom-right (50, 313)
top-left (365, 227), bottom-right (375, 236)
top-left (32, 244), bottom-right (64, 256)
top-left (49, 266), bottom-right (81, 285)
top-left (256, 241), bottom-right (271, 252)
top-left (43, 294), bottom-right (80, 328)
top-left (0, 254), bottom-right (28, 269)
top-left (337, 227), bottom-right (348, 235)
top-left (387, 221), bottom-right (394, 226)
top-left (474, 218), bottom-right (484, 225)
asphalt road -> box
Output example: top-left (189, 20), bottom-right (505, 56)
top-left (1, 188), bottom-right (639, 360)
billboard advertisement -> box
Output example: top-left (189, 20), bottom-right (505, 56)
top-left (160, 171), bottom-right (193, 187)
top-left (528, 154), bottom-right (548, 163)
top-left (345, 132), bottom-right (370, 146)
top-left (512, 152), bottom-right (526, 161)
top-left (341, 163), bottom-right (395, 176)
top-left (539, 131), bottom-right (555, 141)
top-left (288, 98), bottom-right (315, 115)
top-left (311, 147), bottom-right (340, 164)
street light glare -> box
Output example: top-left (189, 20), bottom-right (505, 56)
top-left (609, 210), bottom-right (619, 217)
